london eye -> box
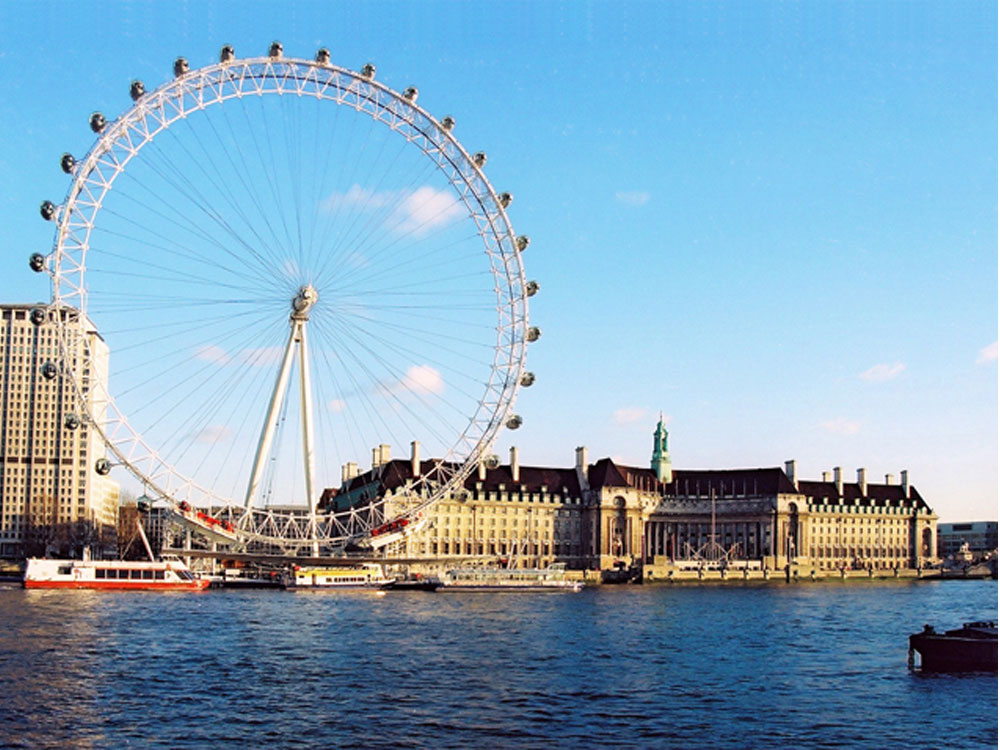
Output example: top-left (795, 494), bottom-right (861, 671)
top-left (34, 43), bottom-right (536, 554)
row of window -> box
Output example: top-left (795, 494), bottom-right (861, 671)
top-left (95, 568), bottom-right (167, 580)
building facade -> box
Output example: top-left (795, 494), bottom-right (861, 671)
top-left (937, 521), bottom-right (998, 558)
top-left (323, 420), bottom-right (938, 573)
top-left (0, 304), bottom-right (118, 557)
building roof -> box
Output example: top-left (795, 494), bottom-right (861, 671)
top-left (319, 458), bottom-right (583, 511)
top-left (797, 479), bottom-right (930, 510)
top-left (587, 459), bottom-right (799, 497)
top-left (321, 455), bottom-right (930, 511)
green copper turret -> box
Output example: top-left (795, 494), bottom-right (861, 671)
top-left (651, 415), bottom-right (672, 483)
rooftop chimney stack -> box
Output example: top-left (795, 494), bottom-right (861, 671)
top-left (822, 470), bottom-right (831, 482)
top-left (410, 441), bottom-right (421, 478)
top-left (510, 446), bottom-right (520, 483)
top-left (857, 467), bottom-right (867, 497)
top-left (372, 447), bottom-right (380, 469)
top-left (885, 473), bottom-right (894, 486)
top-left (833, 466), bottom-right (843, 496)
top-left (575, 446), bottom-right (590, 492)
top-left (478, 457), bottom-right (487, 481)
top-left (784, 460), bottom-right (797, 489)
top-left (901, 469), bottom-right (909, 498)
top-left (345, 461), bottom-right (358, 481)
top-left (379, 444), bottom-right (391, 465)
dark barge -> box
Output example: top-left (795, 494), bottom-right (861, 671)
top-left (908, 621), bottom-right (997, 672)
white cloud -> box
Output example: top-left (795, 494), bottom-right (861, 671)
top-left (819, 417), bottom-right (861, 436)
top-left (859, 362), bottom-right (906, 382)
top-left (321, 184), bottom-right (464, 236)
top-left (613, 406), bottom-right (647, 425)
top-left (399, 186), bottom-right (464, 234)
top-left (976, 341), bottom-right (998, 364)
top-left (192, 425), bottom-right (232, 443)
top-left (328, 398), bottom-right (346, 413)
top-left (377, 364), bottom-right (445, 401)
top-left (194, 345), bottom-right (231, 365)
top-left (401, 365), bottom-right (444, 395)
top-left (615, 190), bottom-right (650, 207)
top-left (322, 184), bottom-right (394, 212)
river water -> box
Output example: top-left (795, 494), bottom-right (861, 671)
top-left (0, 579), bottom-right (995, 749)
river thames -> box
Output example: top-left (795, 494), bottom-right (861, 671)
top-left (0, 579), bottom-right (995, 749)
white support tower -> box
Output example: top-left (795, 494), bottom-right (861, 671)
top-left (244, 284), bottom-right (320, 555)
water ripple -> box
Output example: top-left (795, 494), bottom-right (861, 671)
top-left (0, 582), bottom-right (995, 749)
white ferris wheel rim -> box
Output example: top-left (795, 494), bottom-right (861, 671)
top-left (44, 52), bottom-right (530, 549)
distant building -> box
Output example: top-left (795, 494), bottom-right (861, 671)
top-left (0, 303), bottom-right (118, 557)
top-left (322, 419), bottom-right (939, 572)
top-left (938, 521), bottom-right (998, 558)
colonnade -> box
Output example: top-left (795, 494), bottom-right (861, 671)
top-left (645, 519), bottom-right (774, 560)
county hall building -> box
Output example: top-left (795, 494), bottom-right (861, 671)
top-left (322, 419), bottom-right (938, 574)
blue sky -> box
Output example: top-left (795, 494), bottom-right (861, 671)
top-left (0, 1), bottom-right (995, 520)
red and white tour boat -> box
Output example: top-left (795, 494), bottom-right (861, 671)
top-left (23, 556), bottom-right (209, 591)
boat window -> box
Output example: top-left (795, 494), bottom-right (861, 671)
top-left (130, 569), bottom-right (142, 579)
top-left (95, 568), bottom-right (106, 579)
top-left (142, 570), bottom-right (153, 580)
top-left (154, 570), bottom-right (165, 580)
top-left (58, 565), bottom-right (73, 575)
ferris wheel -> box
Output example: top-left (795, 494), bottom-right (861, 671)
top-left (33, 43), bottom-right (537, 554)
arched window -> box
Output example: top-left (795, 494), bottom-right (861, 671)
top-left (787, 502), bottom-right (799, 558)
top-left (612, 496), bottom-right (627, 556)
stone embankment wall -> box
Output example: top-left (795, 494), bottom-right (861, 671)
top-left (641, 566), bottom-right (935, 584)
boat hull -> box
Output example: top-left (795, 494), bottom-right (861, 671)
top-left (909, 635), bottom-right (997, 672)
top-left (386, 580), bottom-right (442, 591)
top-left (439, 583), bottom-right (583, 592)
top-left (24, 579), bottom-right (209, 591)
top-left (909, 623), bottom-right (998, 672)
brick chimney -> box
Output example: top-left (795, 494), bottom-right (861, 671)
top-left (833, 466), bottom-right (843, 496)
top-left (379, 444), bottom-right (391, 465)
top-left (510, 445), bottom-right (520, 483)
top-left (901, 469), bottom-right (909, 498)
top-left (885, 473), bottom-right (894, 486)
top-left (822, 470), bottom-right (831, 483)
top-left (857, 467), bottom-right (867, 497)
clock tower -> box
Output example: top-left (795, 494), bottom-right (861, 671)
top-left (651, 415), bottom-right (672, 483)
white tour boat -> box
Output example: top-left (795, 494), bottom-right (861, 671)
top-left (286, 563), bottom-right (395, 589)
top-left (23, 555), bottom-right (209, 591)
top-left (439, 563), bottom-right (584, 592)
top-left (23, 515), bottom-right (209, 591)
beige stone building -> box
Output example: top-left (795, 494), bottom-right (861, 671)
top-left (326, 444), bottom-right (588, 568)
top-left (322, 420), bottom-right (938, 574)
top-left (0, 304), bottom-right (118, 557)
